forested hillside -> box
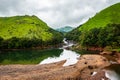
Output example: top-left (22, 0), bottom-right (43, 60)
top-left (0, 15), bottom-right (63, 49)
top-left (66, 3), bottom-right (120, 48)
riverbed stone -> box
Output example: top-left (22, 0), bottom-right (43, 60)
top-left (75, 55), bottom-right (111, 79)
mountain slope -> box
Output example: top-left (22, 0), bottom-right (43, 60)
top-left (66, 3), bottom-right (120, 47)
top-left (0, 15), bottom-right (63, 49)
top-left (79, 2), bottom-right (120, 32)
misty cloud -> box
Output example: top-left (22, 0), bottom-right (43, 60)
top-left (0, 0), bottom-right (119, 28)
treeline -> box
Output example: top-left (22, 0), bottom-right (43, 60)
top-left (0, 35), bottom-right (63, 49)
top-left (65, 26), bottom-right (81, 41)
top-left (66, 24), bottom-right (120, 48)
top-left (80, 24), bottom-right (120, 47)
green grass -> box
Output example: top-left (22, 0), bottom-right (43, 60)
top-left (113, 48), bottom-right (120, 52)
top-left (79, 2), bottom-right (120, 31)
top-left (0, 15), bottom-right (62, 42)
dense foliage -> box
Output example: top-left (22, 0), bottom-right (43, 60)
top-left (0, 15), bottom-right (63, 49)
top-left (80, 24), bottom-right (120, 47)
top-left (66, 3), bottom-right (120, 48)
top-left (65, 26), bottom-right (81, 41)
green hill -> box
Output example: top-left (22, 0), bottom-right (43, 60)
top-left (0, 15), bottom-right (63, 49)
top-left (66, 3), bottom-right (120, 48)
top-left (79, 2), bottom-right (120, 32)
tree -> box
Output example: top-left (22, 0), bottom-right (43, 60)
top-left (79, 23), bottom-right (120, 48)
top-left (0, 37), bottom-right (3, 48)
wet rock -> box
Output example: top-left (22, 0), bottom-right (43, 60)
top-left (65, 47), bottom-right (70, 50)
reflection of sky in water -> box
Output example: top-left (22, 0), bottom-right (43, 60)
top-left (104, 64), bottom-right (120, 80)
top-left (40, 49), bottom-right (80, 66)
top-left (92, 70), bottom-right (120, 80)
top-left (105, 70), bottom-right (120, 80)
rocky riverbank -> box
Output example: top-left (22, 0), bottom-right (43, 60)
top-left (0, 54), bottom-right (117, 80)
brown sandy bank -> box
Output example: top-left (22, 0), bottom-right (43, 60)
top-left (0, 55), bottom-right (111, 80)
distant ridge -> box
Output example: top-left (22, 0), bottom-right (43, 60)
top-left (56, 26), bottom-right (74, 33)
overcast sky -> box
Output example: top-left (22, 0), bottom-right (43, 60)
top-left (0, 0), bottom-right (120, 28)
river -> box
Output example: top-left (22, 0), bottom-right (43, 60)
top-left (0, 38), bottom-right (80, 66)
top-left (104, 64), bottom-right (120, 80)
top-left (0, 38), bottom-right (120, 80)
top-left (40, 38), bottom-right (80, 66)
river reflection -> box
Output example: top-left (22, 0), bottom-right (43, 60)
top-left (40, 49), bottom-right (80, 66)
top-left (0, 49), bottom-right (63, 65)
top-left (0, 48), bottom-right (80, 65)
top-left (105, 64), bottom-right (120, 80)
top-left (0, 38), bottom-right (99, 66)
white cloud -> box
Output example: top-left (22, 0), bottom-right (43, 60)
top-left (0, 0), bottom-right (119, 28)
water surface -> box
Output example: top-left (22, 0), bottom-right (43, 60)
top-left (105, 64), bottom-right (120, 80)
top-left (0, 49), bottom-right (63, 65)
top-left (0, 38), bottom-right (98, 66)
top-left (40, 49), bottom-right (80, 66)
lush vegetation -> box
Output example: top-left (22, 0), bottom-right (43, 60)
top-left (79, 3), bottom-right (120, 31)
top-left (65, 26), bottom-right (81, 41)
top-left (0, 15), bottom-right (63, 49)
top-left (80, 24), bottom-right (120, 48)
top-left (66, 3), bottom-right (120, 48)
